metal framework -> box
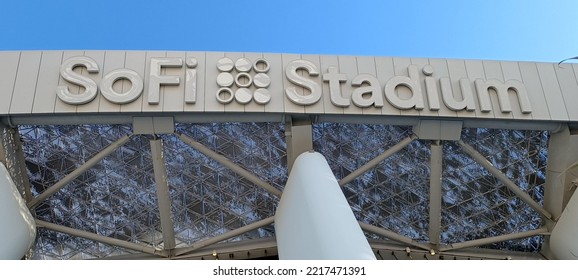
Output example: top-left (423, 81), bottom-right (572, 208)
top-left (3, 118), bottom-right (577, 260)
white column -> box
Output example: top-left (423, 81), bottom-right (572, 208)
top-left (275, 151), bottom-right (376, 260)
top-left (0, 162), bottom-right (36, 259)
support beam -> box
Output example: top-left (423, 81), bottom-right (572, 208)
top-left (176, 133), bottom-right (282, 197)
top-left (173, 216), bottom-right (275, 256)
top-left (285, 117), bottom-right (313, 172)
top-left (150, 138), bottom-right (176, 251)
top-left (9, 127), bottom-right (32, 202)
top-left (0, 125), bottom-right (7, 166)
top-left (429, 141), bottom-right (442, 247)
top-left (339, 134), bottom-right (418, 186)
top-left (541, 125), bottom-right (578, 259)
top-left (36, 219), bottom-right (167, 257)
top-left (439, 227), bottom-right (548, 252)
top-left (458, 140), bottom-right (552, 220)
top-left (359, 221), bottom-right (431, 251)
top-left (28, 134), bottom-right (133, 208)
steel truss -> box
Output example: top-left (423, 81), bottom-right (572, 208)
top-left (5, 121), bottom-right (578, 259)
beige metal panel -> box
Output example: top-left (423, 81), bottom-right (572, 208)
top-left (162, 51), bottom-right (186, 112)
top-left (374, 56), bottom-right (400, 116)
top-left (303, 54), bottom-right (324, 114)
top-left (32, 51), bottom-right (63, 114)
top-left (356, 56), bottom-right (382, 115)
top-left (447, 59), bottom-right (477, 119)
top-left (282, 53), bottom-right (305, 114)
top-left (243, 52), bottom-right (265, 113)
top-left (501, 61), bottom-right (532, 120)
top-left (412, 57), bottom-right (437, 118)
top-left (224, 52), bottom-right (245, 112)
top-left (204, 52), bottom-right (225, 112)
top-left (339, 56), bottom-right (362, 115)
top-left (54, 50), bottom-right (85, 113)
top-left (141, 51), bottom-right (166, 113)
top-left (10, 52), bottom-right (42, 114)
top-left (121, 51), bottom-right (147, 112)
top-left (96, 51), bottom-right (124, 113)
top-left (319, 55), bottom-right (343, 114)
top-left (536, 63), bottom-right (569, 121)
top-left (393, 57), bottom-right (419, 116)
top-left (482, 60), bottom-right (512, 119)
top-left (554, 63), bottom-right (578, 121)
top-left (0, 52), bottom-right (20, 115)
top-left (263, 53), bottom-right (284, 113)
top-left (76, 51), bottom-right (105, 113)
top-left (428, 58), bottom-right (457, 118)
top-left (518, 62), bottom-right (551, 121)
top-left (183, 51), bottom-right (205, 112)
top-left (464, 60), bottom-right (494, 119)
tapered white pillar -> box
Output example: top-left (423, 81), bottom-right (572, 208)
top-left (0, 163), bottom-right (36, 259)
top-left (275, 151), bottom-right (375, 260)
top-left (549, 190), bottom-right (578, 259)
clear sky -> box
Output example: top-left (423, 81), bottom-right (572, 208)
top-left (0, 0), bottom-right (577, 63)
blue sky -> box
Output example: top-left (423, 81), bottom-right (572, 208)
top-left (0, 0), bottom-right (577, 62)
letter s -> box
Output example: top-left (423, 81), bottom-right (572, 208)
top-left (56, 56), bottom-right (99, 104)
top-left (285, 60), bottom-right (322, 105)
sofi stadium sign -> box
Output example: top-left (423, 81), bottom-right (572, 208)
top-left (57, 56), bottom-right (532, 114)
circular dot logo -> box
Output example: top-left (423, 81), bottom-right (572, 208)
top-left (215, 57), bottom-right (271, 105)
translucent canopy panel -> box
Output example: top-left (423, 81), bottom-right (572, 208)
top-left (17, 122), bottom-right (548, 259)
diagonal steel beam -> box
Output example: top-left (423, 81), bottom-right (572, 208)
top-left (429, 141), bottom-right (442, 246)
top-left (9, 127), bottom-right (33, 202)
top-left (458, 140), bottom-right (553, 220)
top-left (439, 227), bottom-right (549, 252)
top-left (176, 133), bottom-right (282, 197)
top-left (36, 219), bottom-right (167, 257)
top-left (173, 216), bottom-right (275, 256)
top-left (27, 134), bottom-right (133, 209)
top-left (339, 134), bottom-right (418, 186)
top-left (150, 138), bottom-right (176, 251)
top-left (359, 221), bottom-right (431, 251)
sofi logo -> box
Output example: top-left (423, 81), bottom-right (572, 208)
top-left (57, 55), bottom-right (532, 114)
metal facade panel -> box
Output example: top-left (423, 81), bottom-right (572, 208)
top-left (319, 55), bottom-right (343, 115)
top-left (10, 52), bottom-right (42, 114)
top-left (393, 57), bottom-right (419, 117)
top-left (32, 51), bottom-right (63, 114)
top-left (501, 61), bottom-right (532, 120)
top-left (183, 51), bottom-right (205, 113)
top-left (554, 64), bottom-right (578, 121)
top-left (141, 51), bottom-right (166, 113)
top-left (303, 54), bottom-right (324, 114)
top-left (411, 57), bottom-right (437, 118)
top-left (0, 52), bottom-right (20, 114)
top-left (282, 53), bottom-right (305, 114)
top-left (429, 58), bottom-right (457, 118)
top-left (518, 62), bottom-right (551, 121)
top-left (263, 53), bottom-right (284, 113)
top-left (1, 50), bottom-right (577, 123)
top-left (120, 51), bottom-right (147, 113)
top-left (338, 56), bottom-right (362, 115)
top-left (464, 60), bottom-right (494, 119)
top-left (223, 52), bottom-right (245, 113)
top-left (75, 51), bottom-right (105, 113)
top-left (447, 59), bottom-right (477, 119)
top-left (356, 56), bottom-right (382, 115)
top-left (536, 63), bottom-right (569, 121)
top-left (482, 60), bottom-right (512, 119)
top-left (162, 51), bottom-right (186, 112)
top-left (374, 56), bottom-right (400, 117)
top-left (54, 50), bottom-right (85, 113)
top-left (243, 52), bottom-right (265, 113)
top-left (204, 52), bottom-right (225, 112)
